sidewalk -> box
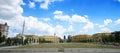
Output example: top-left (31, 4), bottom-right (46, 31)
top-left (0, 46), bottom-right (21, 49)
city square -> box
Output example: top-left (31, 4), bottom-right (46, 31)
top-left (1, 0), bottom-right (120, 53)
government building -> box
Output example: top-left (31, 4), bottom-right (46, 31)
top-left (40, 35), bottom-right (60, 43)
top-left (0, 22), bottom-right (9, 37)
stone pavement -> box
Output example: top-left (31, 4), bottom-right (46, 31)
top-left (64, 48), bottom-right (120, 53)
top-left (0, 48), bottom-right (120, 53)
top-left (0, 46), bottom-right (21, 49)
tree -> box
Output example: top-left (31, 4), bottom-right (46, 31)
top-left (114, 32), bottom-right (120, 42)
top-left (41, 39), bottom-right (46, 43)
top-left (6, 38), bottom-right (12, 46)
top-left (39, 38), bottom-right (42, 44)
top-left (34, 39), bottom-right (36, 43)
top-left (59, 38), bottom-right (63, 43)
top-left (24, 38), bottom-right (28, 45)
top-left (67, 35), bottom-right (71, 42)
top-left (0, 32), bottom-right (1, 36)
top-left (0, 32), bottom-right (3, 43)
top-left (19, 38), bottom-right (23, 45)
top-left (108, 35), bottom-right (115, 42)
top-left (0, 32), bottom-right (6, 43)
top-left (2, 35), bottom-right (6, 42)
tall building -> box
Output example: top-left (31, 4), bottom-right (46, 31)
top-left (92, 33), bottom-right (112, 42)
top-left (71, 34), bottom-right (91, 42)
top-left (0, 22), bottom-right (9, 37)
top-left (40, 35), bottom-right (60, 43)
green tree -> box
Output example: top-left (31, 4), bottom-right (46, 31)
top-left (6, 38), bottom-right (12, 46)
top-left (24, 38), bottom-right (28, 45)
top-left (29, 38), bottom-right (32, 44)
top-left (39, 38), bottom-right (42, 44)
top-left (34, 39), bottom-right (36, 43)
top-left (18, 38), bottom-right (23, 45)
top-left (0, 32), bottom-right (6, 43)
top-left (67, 35), bottom-right (71, 42)
top-left (109, 35), bottom-right (115, 42)
top-left (2, 35), bottom-right (6, 42)
top-left (59, 38), bottom-right (63, 43)
top-left (0, 32), bottom-right (2, 43)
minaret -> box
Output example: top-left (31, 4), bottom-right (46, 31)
top-left (22, 20), bottom-right (25, 36)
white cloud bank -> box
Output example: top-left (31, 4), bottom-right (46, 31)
top-left (53, 10), bottom-right (94, 32)
top-left (99, 19), bottom-right (112, 28)
top-left (0, 0), bottom-right (50, 37)
top-left (104, 19), bottom-right (112, 25)
top-left (0, 0), bottom-right (72, 37)
top-left (0, 0), bottom-right (120, 37)
top-left (97, 19), bottom-right (112, 33)
top-left (0, 0), bottom-right (24, 19)
top-left (115, 19), bottom-right (120, 25)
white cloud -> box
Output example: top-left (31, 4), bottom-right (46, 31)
top-left (101, 27), bottom-right (111, 33)
top-left (29, 1), bottom-right (35, 8)
top-left (25, 16), bottom-right (54, 34)
top-left (40, 0), bottom-right (49, 9)
top-left (115, 19), bottom-right (120, 25)
top-left (53, 11), bottom-right (89, 23)
top-left (0, 0), bottom-right (24, 19)
top-left (53, 10), bottom-right (94, 33)
top-left (104, 19), bottom-right (112, 25)
top-left (97, 19), bottom-right (112, 33)
top-left (34, 0), bottom-right (63, 9)
top-left (82, 22), bottom-right (94, 32)
top-left (0, 0), bottom-right (55, 37)
top-left (54, 25), bottom-right (66, 37)
top-left (0, 16), bottom-right (55, 37)
top-left (54, 10), bottom-right (70, 21)
top-left (98, 19), bottom-right (112, 28)
top-left (43, 18), bottom-right (51, 22)
top-left (54, 15), bottom-right (70, 21)
top-left (71, 14), bottom-right (88, 23)
top-left (67, 25), bottom-right (74, 32)
top-left (53, 10), bottom-right (63, 15)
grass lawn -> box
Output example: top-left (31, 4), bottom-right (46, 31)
top-left (12, 43), bottom-right (120, 52)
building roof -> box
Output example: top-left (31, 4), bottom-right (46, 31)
top-left (0, 22), bottom-right (9, 26)
top-left (40, 35), bottom-right (60, 39)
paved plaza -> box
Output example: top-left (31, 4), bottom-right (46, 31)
top-left (0, 48), bottom-right (120, 53)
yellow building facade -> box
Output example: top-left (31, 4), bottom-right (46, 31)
top-left (40, 35), bottom-right (60, 43)
top-left (71, 34), bottom-right (91, 42)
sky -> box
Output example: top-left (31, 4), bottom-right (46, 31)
top-left (0, 0), bottom-right (120, 38)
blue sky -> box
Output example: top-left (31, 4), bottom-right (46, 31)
top-left (0, 0), bottom-right (120, 37)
